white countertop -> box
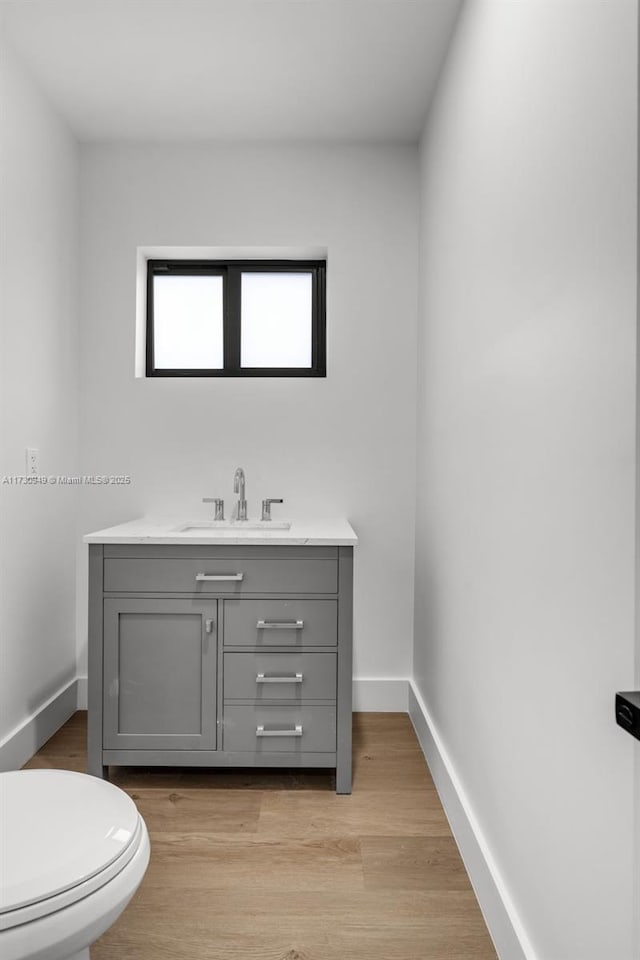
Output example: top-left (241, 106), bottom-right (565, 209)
top-left (83, 516), bottom-right (358, 546)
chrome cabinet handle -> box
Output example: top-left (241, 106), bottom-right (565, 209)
top-left (256, 673), bottom-right (303, 684)
top-left (205, 619), bottom-right (214, 634)
top-left (256, 724), bottom-right (303, 737)
top-left (256, 620), bottom-right (303, 630)
top-left (196, 573), bottom-right (244, 582)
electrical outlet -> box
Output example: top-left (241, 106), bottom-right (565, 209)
top-left (26, 447), bottom-right (39, 476)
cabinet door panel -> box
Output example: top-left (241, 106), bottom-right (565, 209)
top-left (103, 599), bottom-right (217, 750)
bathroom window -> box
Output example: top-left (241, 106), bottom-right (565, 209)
top-left (146, 260), bottom-right (326, 377)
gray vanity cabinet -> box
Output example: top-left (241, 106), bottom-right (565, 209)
top-left (87, 543), bottom-right (353, 793)
top-left (102, 598), bottom-right (217, 751)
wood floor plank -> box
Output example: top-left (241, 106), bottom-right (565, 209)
top-left (142, 834), bottom-right (364, 891)
top-left (117, 884), bottom-right (493, 920)
top-left (257, 789), bottom-right (451, 838)
top-left (127, 788), bottom-right (263, 835)
top-left (36, 714), bottom-right (87, 757)
top-left (95, 886), bottom-right (497, 960)
top-left (352, 711), bottom-right (421, 752)
top-left (360, 836), bottom-right (473, 891)
top-left (22, 754), bottom-right (86, 773)
top-left (352, 747), bottom-right (435, 792)
top-left (95, 912), bottom-right (496, 960)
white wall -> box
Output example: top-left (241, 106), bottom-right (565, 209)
top-left (0, 36), bottom-right (80, 755)
top-left (415, 2), bottom-right (637, 958)
top-left (78, 143), bottom-right (419, 689)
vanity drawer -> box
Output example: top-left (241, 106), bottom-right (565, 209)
top-left (103, 558), bottom-right (338, 595)
top-left (223, 704), bottom-right (336, 753)
top-left (224, 599), bottom-right (337, 647)
top-left (224, 652), bottom-right (336, 701)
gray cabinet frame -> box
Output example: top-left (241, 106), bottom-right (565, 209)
top-left (87, 543), bottom-right (354, 793)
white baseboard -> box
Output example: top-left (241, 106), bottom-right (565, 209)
top-left (408, 681), bottom-right (536, 960)
top-left (0, 679), bottom-right (79, 772)
top-left (353, 677), bottom-right (409, 711)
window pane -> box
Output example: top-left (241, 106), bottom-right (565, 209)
top-left (241, 272), bottom-right (313, 368)
top-left (153, 275), bottom-right (223, 369)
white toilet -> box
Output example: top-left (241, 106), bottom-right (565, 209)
top-left (0, 769), bottom-right (150, 960)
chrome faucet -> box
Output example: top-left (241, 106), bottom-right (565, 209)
top-left (233, 467), bottom-right (247, 520)
top-left (202, 497), bottom-right (224, 521)
top-left (262, 498), bottom-right (283, 521)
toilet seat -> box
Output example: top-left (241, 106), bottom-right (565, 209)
top-left (0, 769), bottom-right (144, 932)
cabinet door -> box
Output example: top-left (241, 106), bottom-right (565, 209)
top-left (103, 598), bottom-right (217, 750)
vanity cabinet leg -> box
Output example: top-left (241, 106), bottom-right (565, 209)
top-left (336, 758), bottom-right (352, 795)
top-left (87, 698), bottom-right (106, 779)
top-left (336, 547), bottom-right (354, 795)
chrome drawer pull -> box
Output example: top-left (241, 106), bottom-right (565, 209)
top-left (256, 620), bottom-right (304, 630)
top-left (196, 573), bottom-right (244, 582)
top-left (256, 724), bottom-right (303, 737)
top-left (256, 673), bottom-right (303, 684)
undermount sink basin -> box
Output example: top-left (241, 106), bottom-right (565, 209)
top-left (175, 520), bottom-right (292, 533)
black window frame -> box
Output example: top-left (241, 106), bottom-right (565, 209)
top-left (146, 259), bottom-right (326, 378)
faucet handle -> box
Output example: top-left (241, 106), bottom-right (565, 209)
top-left (261, 498), bottom-right (283, 521)
top-left (203, 497), bottom-right (225, 521)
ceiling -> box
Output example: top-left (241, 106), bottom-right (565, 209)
top-left (1, 0), bottom-right (463, 142)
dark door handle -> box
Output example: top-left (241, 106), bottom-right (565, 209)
top-left (615, 692), bottom-right (640, 740)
